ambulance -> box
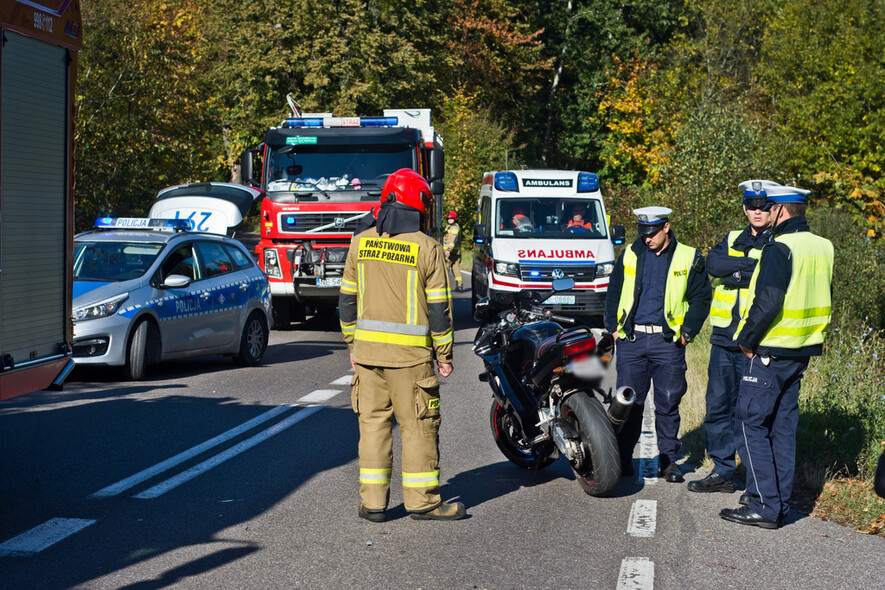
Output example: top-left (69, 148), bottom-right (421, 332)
top-left (471, 170), bottom-right (625, 318)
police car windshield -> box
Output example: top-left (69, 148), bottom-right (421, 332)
top-left (73, 242), bottom-right (164, 281)
top-left (265, 143), bottom-right (415, 193)
top-left (495, 198), bottom-right (607, 239)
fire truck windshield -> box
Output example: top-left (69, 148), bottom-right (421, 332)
top-left (266, 142), bottom-right (414, 193)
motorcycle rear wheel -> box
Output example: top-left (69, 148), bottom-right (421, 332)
top-left (490, 401), bottom-right (554, 470)
top-left (563, 391), bottom-right (621, 496)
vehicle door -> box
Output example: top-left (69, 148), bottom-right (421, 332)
top-left (473, 194), bottom-right (493, 295)
top-left (194, 240), bottom-right (244, 348)
top-left (151, 241), bottom-right (212, 353)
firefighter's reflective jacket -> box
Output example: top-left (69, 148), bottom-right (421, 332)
top-left (339, 227), bottom-right (454, 367)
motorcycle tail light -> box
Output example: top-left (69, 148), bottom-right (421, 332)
top-left (563, 337), bottom-right (596, 358)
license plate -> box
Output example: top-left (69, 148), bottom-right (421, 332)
top-left (546, 295), bottom-right (575, 305)
top-left (316, 277), bottom-right (342, 287)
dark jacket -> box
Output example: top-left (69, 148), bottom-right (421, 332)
top-left (604, 232), bottom-right (711, 342)
top-left (736, 216), bottom-right (824, 357)
top-left (706, 226), bottom-right (772, 348)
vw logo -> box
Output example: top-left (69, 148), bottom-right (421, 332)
top-left (552, 269), bottom-right (565, 280)
top-left (334, 216), bottom-right (346, 228)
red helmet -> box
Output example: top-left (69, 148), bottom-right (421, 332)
top-left (381, 169), bottom-right (433, 216)
top-left (446, 210), bottom-right (457, 220)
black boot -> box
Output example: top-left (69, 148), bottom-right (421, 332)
top-left (687, 472), bottom-right (734, 493)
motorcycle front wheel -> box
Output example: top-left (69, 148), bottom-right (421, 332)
top-left (562, 391), bottom-right (621, 496)
top-left (490, 401), bottom-right (554, 470)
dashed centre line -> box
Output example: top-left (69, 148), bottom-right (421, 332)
top-left (0, 518), bottom-right (96, 557)
top-left (617, 557), bottom-right (654, 590)
top-left (626, 500), bottom-right (657, 538)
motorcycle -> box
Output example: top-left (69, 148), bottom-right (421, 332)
top-left (472, 278), bottom-right (636, 497)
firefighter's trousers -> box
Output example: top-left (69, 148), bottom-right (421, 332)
top-left (445, 253), bottom-right (462, 285)
top-left (352, 362), bottom-right (442, 512)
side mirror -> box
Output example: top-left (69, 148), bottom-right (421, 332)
top-left (240, 146), bottom-right (262, 188)
top-left (474, 223), bottom-right (489, 244)
top-left (430, 179), bottom-right (444, 197)
top-left (161, 274), bottom-right (192, 289)
top-left (611, 224), bottom-right (626, 246)
top-left (473, 297), bottom-right (490, 321)
top-left (427, 147), bottom-right (445, 182)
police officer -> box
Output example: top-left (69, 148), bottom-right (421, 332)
top-left (688, 180), bottom-right (775, 493)
top-left (339, 168), bottom-right (466, 522)
top-left (604, 207), bottom-right (711, 482)
top-left (442, 210), bottom-right (463, 292)
top-left (720, 185), bottom-right (833, 529)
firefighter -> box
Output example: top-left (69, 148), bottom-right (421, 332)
top-left (339, 168), bottom-right (466, 522)
top-left (687, 180), bottom-right (776, 494)
top-left (720, 184), bottom-right (833, 529)
top-left (442, 210), bottom-right (463, 292)
top-left (604, 206), bottom-right (711, 482)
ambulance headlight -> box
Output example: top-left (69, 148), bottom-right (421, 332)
top-left (73, 293), bottom-right (129, 321)
top-left (494, 261), bottom-right (520, 277)
top-left (596, 263), bottom-right (614, 278)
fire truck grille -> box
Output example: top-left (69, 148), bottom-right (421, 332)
top-left (278, 212), bottom-right (369, 234)
top-left (518, 265), bottom-right (597, 282)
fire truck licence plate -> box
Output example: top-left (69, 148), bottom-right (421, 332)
top-left (546, 295), bottom-right (575, 305)
top-left (316, 278), bottom-right (342, 287)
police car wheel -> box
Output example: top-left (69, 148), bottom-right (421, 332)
top-left (562, 392), bottom-right (620, 497)
top-left (126, 320), bottom-right (153, 381)
top-left (235, 311), bottom-right (268, 366)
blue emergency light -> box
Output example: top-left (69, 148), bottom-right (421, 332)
top-left (94, 217), bottom-right (194, 231)
top-left (577, 172), bottom-right (600, 192)
top-left (494, 171), bottom-right (519, 192)
top-left (530, 270), bottom-right (541, 278)
top-left (282, 116), bottom-right (399, 129)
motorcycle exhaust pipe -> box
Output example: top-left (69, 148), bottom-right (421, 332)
top-left (607, 386), bottom-right (636, 431)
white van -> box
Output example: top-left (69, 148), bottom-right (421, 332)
top-left (471, 170), bottom-right (625, 318)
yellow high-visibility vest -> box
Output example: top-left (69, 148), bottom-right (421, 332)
top-left (709, 230), bottom-right (763, 329)
top-left (616, 242), bottom-right (696, 342)
top-left (735, 232), bottom-right (833, 348)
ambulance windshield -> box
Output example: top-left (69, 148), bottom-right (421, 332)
top-left (73, 242), bottom-right (164, 281)
top-left (265, 142), bottom-right (415, 193)
top-left (495, 198), bottom-right (607, 239)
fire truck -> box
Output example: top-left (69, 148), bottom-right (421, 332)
top-left (0, 0), bottom-right (81, 400)
top-left (240, 108), bottom-right (445, 327)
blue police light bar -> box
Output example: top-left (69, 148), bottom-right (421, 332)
top-left (94, 217), bottom-right (194, 231)
top-left (494, 171), bottom-right (519, 192)
top-left (282, 116), bottom-right (399, 128)
top-left (577, 172), bottom-right (600, 192)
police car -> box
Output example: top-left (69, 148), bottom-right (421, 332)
top-left (72, 184), bottom-right (271, 380)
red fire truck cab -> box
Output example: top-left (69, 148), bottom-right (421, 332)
top-left (241, 109), bottom-right (444, 328)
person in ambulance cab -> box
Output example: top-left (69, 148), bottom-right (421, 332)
top-left (510, 207), bottom-right (533, 232)
top-left (567, 203), bottom-right (593, 230)
top-left (339, 168), bottom-right (465, 523)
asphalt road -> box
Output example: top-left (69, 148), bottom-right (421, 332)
top-left (1, 280), bottom-right (883, 589)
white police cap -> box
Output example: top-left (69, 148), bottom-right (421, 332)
top-left (633, 206), bottom-right (671, 234)
top-left (764, 184), bottom-right (811, 204)
top-left (738, 179), bottom-right (781, 197)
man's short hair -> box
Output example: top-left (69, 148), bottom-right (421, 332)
top-left (784, 202), bottom-right (806, 217)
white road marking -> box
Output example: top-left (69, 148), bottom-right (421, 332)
top-left (298, 389), bottom-right (341, 403)
top-left (134, 405), bottom-right (325, 498)
top-left (637, 399), bottom-right (659, 484)
top-left (90, 404), bottom-right (295, 498)
top-left (330, 375), bottom-right (352, 385)
top-left (626, 500), bottom-right (657, 537)
top-left (617, 557), bottom-right (654, 590)
top-left (0, 518), bottom-right (96, 557)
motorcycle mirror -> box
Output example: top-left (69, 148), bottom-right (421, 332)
top-left (473, 297), bottom-right (490, 321)
top-left (551, 278), bottom-right (575, 292)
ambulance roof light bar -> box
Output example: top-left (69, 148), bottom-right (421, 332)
top-left (95, 217), bottom-right (194, 232)
top-left (281, 116), bottom-right (399, 128)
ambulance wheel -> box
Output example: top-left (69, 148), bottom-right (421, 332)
top-left (471, 287), bottom-right (479, 316)
top-left (490, 401), bottom-right (554, 470)
top-left (126, 319), bottom-right (157, 381)
top-left (563, 391), bottom-right (621, 497)
top-left (235, 311), bottom-right (268, 366)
